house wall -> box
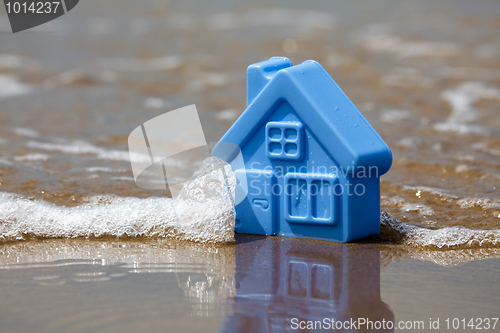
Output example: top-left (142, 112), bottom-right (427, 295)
top-left (344, 176), bottom-right (381, 241)
top-left (240, 101), bottom-right (362, 241)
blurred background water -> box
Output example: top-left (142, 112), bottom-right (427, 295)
top-left (0, 0), bottom-right (499, 331)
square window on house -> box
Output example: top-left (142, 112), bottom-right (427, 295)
top-left (265, 122), bottom-right (304, 161)
top-left (284, 173), bottom-right (339, 225)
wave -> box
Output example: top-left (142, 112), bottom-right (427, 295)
top-left (0, 157), bottom-right (236, 244)
top-left (380, 246), bottom-right (500, 267)
top-left (1, 155), bottom-right (499, 250)
top-left (380, 210), bottom-right (500, 249)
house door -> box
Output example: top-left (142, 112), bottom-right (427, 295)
top-left (234, 169), bottom-right (276, 235)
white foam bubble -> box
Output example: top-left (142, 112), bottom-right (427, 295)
top-left (381, 210), bottom-right (500, 249)
top-left (0, 157), bottom-right (235, 244)
top-left (358, 26), bottom-right (460, 59)
top-left (380, 109), bottom-right (412, 124)
top-left (381, 246), bottom-right (500, 267)
top-left (206, 9), bottom-right (335, 31)
top-left (144, 97), bottom-right (165, 109)
top-left (216, 109), bottom-right (239, 121)
top-left (85, 167), bottom-right (127, 173)
top-left (400, 203), bottom-right (434, 217)
top-left (101, 56), bottom-right (181, 72)
top-left (456, 198), bottom-right (500, 210)
top-left (382, 67), bottom-right (434, 88)
top-left (13, 127), bottom-right (39, 137)
top-left (472, 142), bottom-right (500, 157)
top-left (26, 139), bottom-right (152, 164)
top-left (13, 153), bottom-right (49, 162)
top-left (0, 75), bottom-right (32, 99)
top-left (435, 82), bottom-right (500, 135)
top-left (0, 55), bottom-right (23, 69)
top-left (0, 54), bottom-right (40, 71)
top-left (43, 69), bottom-right (90, 89)
top-left (187, 72), bottom-right (229, 92)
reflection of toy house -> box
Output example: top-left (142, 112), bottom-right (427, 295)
top-left (221, 237), bottom-right (394, 332)
top-left (218, 57), bottom-right (392, 242)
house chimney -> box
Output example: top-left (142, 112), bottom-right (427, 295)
top-left (246, 57), bottom-right (292, 106)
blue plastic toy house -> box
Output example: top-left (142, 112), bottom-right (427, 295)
top-left (216, 57), bottom-right (392, 242)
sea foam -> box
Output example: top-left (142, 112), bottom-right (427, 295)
top-left (1, 156), bottom-right (499, 249)
top-left (381, 210), bottom-right (500, 249)
top-left (0, 157), bottom-right (236, 244)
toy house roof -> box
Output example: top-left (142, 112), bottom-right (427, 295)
top-left (218, 58), bottom-right (392, 175)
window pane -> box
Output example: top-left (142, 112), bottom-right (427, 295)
top-left (289, 179), bottom-right (308, 218)
top-left (311, 180), bottom-right (331, 220)
top-left (284, 143), bottom-right (297, 155)
top-left (269, 142), bottom-right (282, 154)
top-left (268, 127), bottom-right (281, 140)
top-left (284, 128), bottom-right (297, 140)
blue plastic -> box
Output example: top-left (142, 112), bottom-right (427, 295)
top-left (221, 236), bottom-right (394, 331)
top-left (216, 57), bottom-right (392, 242)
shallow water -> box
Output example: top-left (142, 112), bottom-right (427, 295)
top-left (0, 236), bottom-right (498, 332)
top-left (0, 0), bottom-right (499, 331)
